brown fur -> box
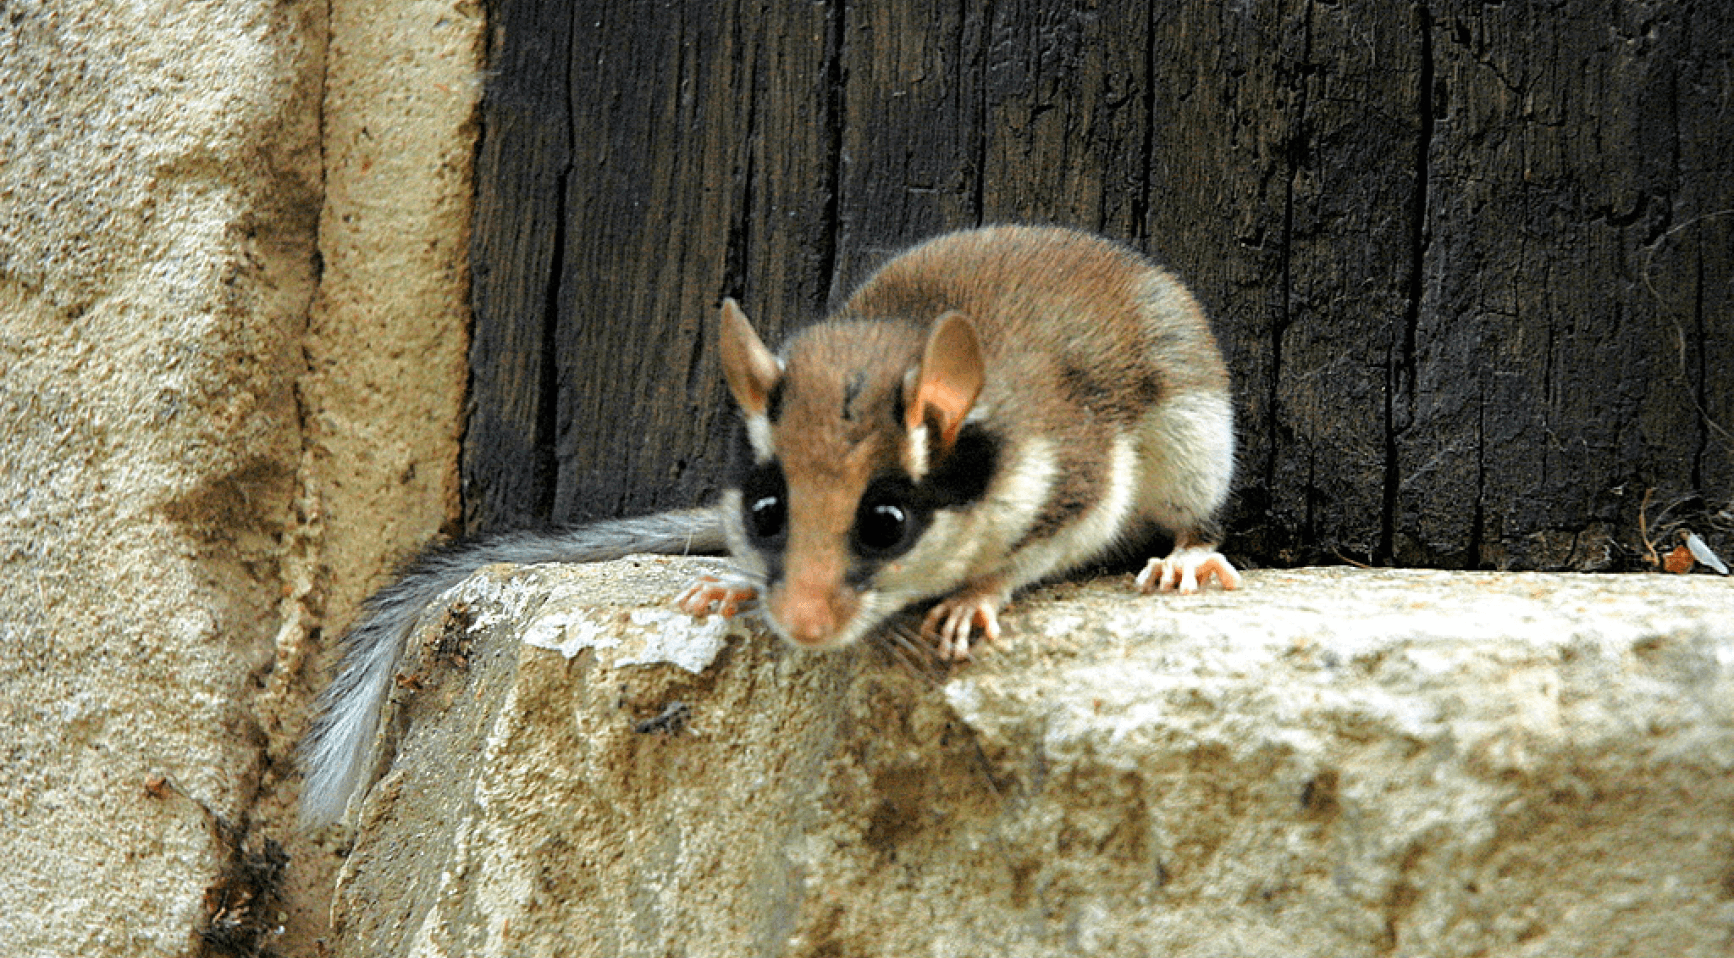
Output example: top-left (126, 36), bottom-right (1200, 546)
top-left (833, 227), bottom-right (1227, 547)
top-left (719, 225), bottom-right (1237, 651)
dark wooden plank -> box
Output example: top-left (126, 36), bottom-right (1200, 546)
top-left (552, 0), bottom-right (837, 523)
top-left (1276, 3), bottom-right (1427, 566)
top-left (975, 0), bottom-right (1151, 235)
top-left (728, 1), bottom-right (845, 341)
top-left (1143, 1), bottom-right (1422, 565)
top-left (1636, 1), bottom-right (1734, 558)
top-left (829, 1), bottom-right (988, 293)
top-left (1402, 0), bottom-right (1734, 568)
top-left (462, 0), bottom-right (1733, 570)
top-left (551, 0), bottom-right (740, 524)
top-left (1142, 3), bottom-right (1300, 561)
top-left (464, 0), bottom-right (574, 532)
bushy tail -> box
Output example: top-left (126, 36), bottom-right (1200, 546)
top-left (298, 508), bottom-right (725, 826)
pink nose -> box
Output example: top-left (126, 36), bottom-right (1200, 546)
top-left (775, 587), bottom-right (839, 646)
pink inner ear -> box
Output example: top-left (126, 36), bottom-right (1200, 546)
top-left (916, 379), bottom-right (973, 443)
top-left (719, 298), bottom-right (780, 416)
top-left (907, 312), bottom-right (985, 445)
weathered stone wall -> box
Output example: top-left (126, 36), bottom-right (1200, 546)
top-left (283, 0), bottom-right (483, 945)
top-left (331, 561), bottom-right (1734, 958)
top-left (0, 2), bottom-right (322, 954)
top-left (0, 0), bottom-right (482, 954)
top-left (4, 2), bottom-right (1729, 957)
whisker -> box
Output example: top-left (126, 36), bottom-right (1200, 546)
top-left (868, 631), bottom-right (917, 677)
top-left (873, 617), bottom-right (948, 686)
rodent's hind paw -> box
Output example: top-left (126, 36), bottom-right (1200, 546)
top-left (1136, 547), bottom-right (1242, 595)
top-left (921, 587), bottom-right (1007, 661)
top-left (676, 575), bottom-right (759, 618)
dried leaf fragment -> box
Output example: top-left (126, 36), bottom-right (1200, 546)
top-left (1664, 545), bottom-right (1695, 575)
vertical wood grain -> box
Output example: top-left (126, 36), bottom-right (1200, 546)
top-left (465, 0), bottom-right (1733, 571)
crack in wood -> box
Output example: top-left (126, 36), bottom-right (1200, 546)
top-left (1384, 0), bottom-right (1434, 565)
top-left (461, 0), bottom-right (1733, 571)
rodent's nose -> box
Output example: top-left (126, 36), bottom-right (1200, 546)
top-left (771, 543), bottom-right (857, 647)
top-left (775, 587), bottom-right (839, 647)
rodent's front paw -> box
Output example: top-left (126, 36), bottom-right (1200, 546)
top-left (921, 588), bottom-right (1007, 661)
top-left (676, 575), bottom-right (759, 618)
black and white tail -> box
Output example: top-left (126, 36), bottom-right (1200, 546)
top-left (298, 508), bottom-right (725, 826)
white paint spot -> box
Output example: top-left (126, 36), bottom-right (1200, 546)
top-left (615, 609), bottom-right (743, 674)
top-left (521, 612), bottom-right (623, 658)
top-left (520, 602), bottom-right (747, 674)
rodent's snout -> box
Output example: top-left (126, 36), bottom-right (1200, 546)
top-left (767, 577), bottom-right (863, 649)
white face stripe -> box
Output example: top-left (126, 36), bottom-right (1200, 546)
top-left (903, 423), bottom-right (929, 480)
top-left (743, 412), bottom-right (775, 462)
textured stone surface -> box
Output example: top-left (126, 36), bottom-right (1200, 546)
top-left (0, 0), bottom-right (483, 954)
top-left (331, 561), bottom-right (1734, 957)
top-left (273, 0), bottom-right (484, 949)
top-left (0, 2), bottom-right (323, 955)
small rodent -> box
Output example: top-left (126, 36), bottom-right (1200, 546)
top-left (299, 225), bottom-right (1240, 825)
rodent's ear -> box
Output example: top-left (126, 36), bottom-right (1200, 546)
top-left (904, 311), bottom-right (984, 449)
top-left (719, 298), bottom-right (782, 416)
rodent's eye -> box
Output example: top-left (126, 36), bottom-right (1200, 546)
top-left (849, 475), bottom-right (922, 558)
top-left (746, 493), bottom-right (786, 541)
top-left (738, 462), bottom-right (788, 544)
top-left (855, 502), bottom-right (908, 554)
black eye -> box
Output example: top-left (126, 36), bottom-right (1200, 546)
top-left (738, 463), bottom-right (787, 543)
top-left (852, 472), bottom-right (930, 560)
top-left (747, 493), bottom-right (786, 541)
top-left (855, 501), bottom-right (909, 555)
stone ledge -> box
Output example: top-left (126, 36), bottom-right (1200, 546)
top-left (328, 560), bottom-right (1734, 957)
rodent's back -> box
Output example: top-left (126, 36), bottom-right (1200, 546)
top-left (838, 225), bottom-right (1228, 426)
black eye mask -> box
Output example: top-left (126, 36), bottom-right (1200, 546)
top-left (737, 459), bottom-right (788, 547)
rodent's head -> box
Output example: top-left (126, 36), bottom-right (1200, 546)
top-left (717, 299), bottom-right (998, 648)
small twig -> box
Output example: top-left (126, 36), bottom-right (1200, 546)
top-left (1332, 549), bottom-right (1374, 570)
top-left (1639, 487), bottom-right (1660, 568)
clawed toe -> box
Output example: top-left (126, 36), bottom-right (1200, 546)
top-left (676, 575), bottom-right (759, 618)
top-left (1136, 549), bottom-right (1242, 595)
top-left (921, 595), bottom-right (1004, 661)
